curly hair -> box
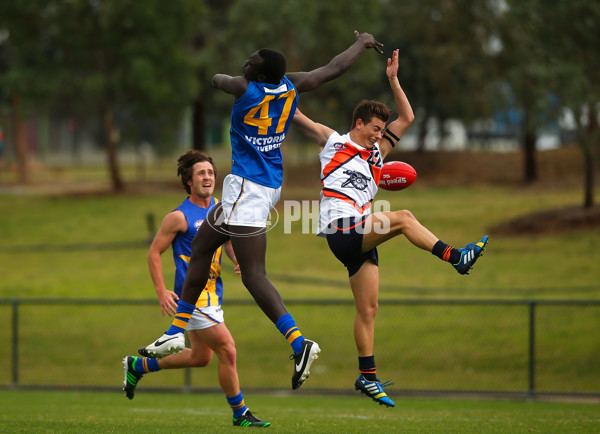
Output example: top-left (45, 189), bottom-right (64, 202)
top-left (351, 100), bottom-right (390, 129)
top-left (177, 150), bottom-right (216, 194)
top-left (257, 48), bottom-right (287, 85)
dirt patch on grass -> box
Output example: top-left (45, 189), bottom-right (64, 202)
top-left (385, 146), bottom-right (586, 189)
top-left (393, 147), bottom-right (600, 237)
top-left (488, 205), bottom-right (600, 237)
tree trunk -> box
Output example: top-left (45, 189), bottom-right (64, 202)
top-left (417, 109), bottom-right (429, 153)
top-left (12, 96), bottom-right (29, 185)
top-left (582, 105), bottom-right (598, 209)
top-left (101, 106), bottom-right (124, 192)
top-left (582, 142), bottom-right (594, 209)
top-left (192, 97), bottom-right (205, 151)
top-left (523, 130), bottom-right (538, 183)
top-left (437, 116), bottom-right (447, 151)
top-left (523, 107), bottom-right (538, 184)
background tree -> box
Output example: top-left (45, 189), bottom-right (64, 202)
top-left (189, 0), bottom-right (236, 152)
top-left (0, 0), bottom-right (205, 191)
top-left (381, 0), bottom-right (498, 152)
top-left (534, 0), bottom-right (600, 208)
top-left (494, 2), bottom-right (559, 184)
top-left (1, 0), bottom-right (596, 205)
top-left (0, 1), bottom-right (55, 185)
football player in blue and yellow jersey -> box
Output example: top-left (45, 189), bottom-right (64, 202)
top-left (123, 150), bottom-right (270, 427)
top-left (141, 30), bottom-right (384, 392)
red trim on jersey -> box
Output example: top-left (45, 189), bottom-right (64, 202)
top-left (322, 142), bottom-right (382, 182)
top-left (322, 144), bottom-right (357, 178)
top-left (322, 188), bottom-right (372, 213)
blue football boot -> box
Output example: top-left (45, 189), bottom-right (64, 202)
top-left (453, 235), bottom-right (489, 275)
top-left (355, 375), bottom-right (395, 407)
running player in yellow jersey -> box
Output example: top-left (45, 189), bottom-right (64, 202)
top-left (123, 150), bottom-right (269, 427)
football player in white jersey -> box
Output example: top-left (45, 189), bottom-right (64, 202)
top-left (292, 49), bottom-right (489, 407)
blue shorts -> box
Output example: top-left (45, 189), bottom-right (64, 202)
top-left (325, 217), bottom-right (378, 277)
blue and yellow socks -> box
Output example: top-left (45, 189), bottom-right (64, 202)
top-left (227, 392), bottom-right (248, 418)
top-left (133, 356), bottom-right (161, 374)
top-left (165, 300), bottom-right (196, 335)
top-left (432, 240), bottom-right (461, 264)
top-left (275, 313), bottom-right (305, 354)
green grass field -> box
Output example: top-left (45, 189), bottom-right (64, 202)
top-left (1, 390), bottom-right (599, 433)
top-left (1, 183), bottom-right (599, 298)
top-left (0, 174), bottom-right (599, 431)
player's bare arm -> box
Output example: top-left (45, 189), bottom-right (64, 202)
top-left (380, 49), bottom-right (415, 159)
top-left (291, 108), bottom-right (334, 151)
top-left (287, 30), bottom-right (383, 93)
top-left (223, 240), bottom-right (241, 277)
top-left (147, 211), bottom-right (187, 316)
top-left (212, 74), bottom-right (249, 99)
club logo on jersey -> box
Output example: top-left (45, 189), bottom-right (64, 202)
top-left (194, 220), bottom-right (204, 230)
top-left (333, 142), bottom-right (347, 150)
top-left (341, 170), bottom-right (371, 191)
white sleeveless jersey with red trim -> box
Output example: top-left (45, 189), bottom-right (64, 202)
top-left (317, 132), bottom-right (383, 236)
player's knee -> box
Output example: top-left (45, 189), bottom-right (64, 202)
top-left (217, 341), bottom-right (237, 366)
top-left (392, 209), bottom-right (416, 230)
top-left (240, 269), bottom-right (266, 290)
top-left (224, 341), bottom-right (237, 363)
top-left (240, 273), bottom-right (253, 288)
top-left (190, 353), bottom-right (212, 368)
top-left (357, 300), bottom-right (378, 320)
top-left (394, 209), bottom-right (416, 222)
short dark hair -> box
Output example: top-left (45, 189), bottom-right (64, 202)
top-left (351, 100), bottom-right (390, 129)
top-left (177, 150), bottom-right (216, 194)
top-left (257, 48), bottom-right (287, 84)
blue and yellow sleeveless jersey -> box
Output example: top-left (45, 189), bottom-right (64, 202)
top-left (171, 197), bottom-right (223, 308)
top-left (230, 76), bottom-right (299, 188)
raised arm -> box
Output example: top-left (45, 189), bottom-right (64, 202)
top-left (286, 30), bottom-right (383, 93)
top-left (379, 49), bottom-right (415, 159)
top-left (291, 108), bottom-right (334, 151)
top-left (212, 74), bottom-right (249, 99)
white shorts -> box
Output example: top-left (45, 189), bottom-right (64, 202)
top-left (221, 174), bottom-right (281, 228)
top-left (187, 305), bottom-right (224, 331)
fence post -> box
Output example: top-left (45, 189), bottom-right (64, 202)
top-left (183, 333), bottom-right (191, 392)
top-left (11, 298), bottom-right (19, 387)
top-left (184, 368), bottom-right (192, 392)
top-left (146, 212), bottom-right (156, 242)
top-left (528, 301), bottom-right (536, 398)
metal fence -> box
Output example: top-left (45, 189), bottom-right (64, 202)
top-left (1, 297), bottom-right (598, 399)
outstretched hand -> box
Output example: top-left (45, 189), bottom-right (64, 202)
top-left (354, 30), bottom-right (384, 54)
top-left (387, 49), bottom-right (399, 79)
